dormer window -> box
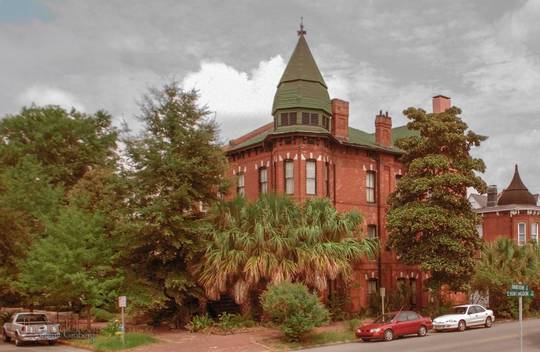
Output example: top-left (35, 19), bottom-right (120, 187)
top-left (323, 115), bottom-right (330, 130)
top-left (302, 112), bottom-right (309, 124)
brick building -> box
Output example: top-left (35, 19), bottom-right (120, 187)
top-left (470, 165), bottom-right (540, 245)
top-left (224, 29), bottom-right (452, 310)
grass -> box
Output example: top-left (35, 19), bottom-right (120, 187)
top-left (264, 329), bottom-right (356, 350)
top-left (67, 332), bottom-right (156, 351)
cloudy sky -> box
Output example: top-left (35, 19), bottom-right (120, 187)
top-left (1, 0), bottom-right (539, 192)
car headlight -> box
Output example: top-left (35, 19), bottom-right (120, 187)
top-left (370, 328), bottom-right (381, 333)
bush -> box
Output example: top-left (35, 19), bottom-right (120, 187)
top-left (0, 312), bottom-right (13, 326)
top-left (261, 282), bottom-right (329, 341)
top-left (346, 318), bottom-right (362, 332)
top-left (100, 319), bottom-right (122, 337)
top-left (186, 314), bottom-right (213, 332)
top-left (92, 307), bottom-right (115, 322)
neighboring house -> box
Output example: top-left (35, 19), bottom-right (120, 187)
top-left (469, 165), bottom-right (540, 245)
top-left (224, 26), bottom-right (455, 310)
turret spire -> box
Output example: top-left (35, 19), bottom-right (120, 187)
top-left (297, 17), bottom-right (306, 36)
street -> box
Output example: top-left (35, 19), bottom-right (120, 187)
top-left (300, 319), bottom-right (540, 352)
top-left (0, 342), bottom-right (84, 352)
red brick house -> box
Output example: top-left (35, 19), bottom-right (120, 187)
top-left (470, 165), bottom-right (540, 245)
top-left (224, 29), bottom-right (453, 310)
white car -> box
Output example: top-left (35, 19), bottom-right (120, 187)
top-left (433, 304), bottom-right (494, 332)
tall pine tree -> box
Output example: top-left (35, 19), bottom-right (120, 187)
top-left (387, 106), bottom-right (487, 291)
top-left (124, 82), bottom-right (227, 325)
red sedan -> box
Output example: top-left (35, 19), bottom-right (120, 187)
top-left (356, 310), bottom-right (433, 342)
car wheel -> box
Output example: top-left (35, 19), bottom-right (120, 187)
top-left (2, 330), bottom-right (11, 343)
top-left (384, 329), bottom-right (394, 341)
top-left (457, 320), bottom-right (466, 332)
top-left (418, 325), bottom-right (427, 337)
top-left (14, 334), bottom-right (22, 347)
top-left (361, 338), bottom-right (371, 342)
top-left (485, 317), bottom-right (493, 328)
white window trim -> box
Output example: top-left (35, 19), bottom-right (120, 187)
top-left (518, 222), bottom-right (527, 246)
top-left (531, 223), bottom-right (538, 242)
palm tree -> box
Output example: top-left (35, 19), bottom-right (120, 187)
top-left (194, 194), bottom-right (378, 313)
top-left (472, 238), bottom-right (540, 317)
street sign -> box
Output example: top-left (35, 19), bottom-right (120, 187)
top-left (511, 284), bottom-right (529, 291)
top-left (507, 284), bottom-right (534, 352)
top-left (380, 287), bottom-right (386, 298)
top-left (507, 290), bottom-right (534, 297)
top-left (118, 296), bottom-right (127, 308)
top-left (118, 296), bottom-right (127, 346)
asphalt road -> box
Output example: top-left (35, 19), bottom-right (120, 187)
top-left (0, 342), bottom-right (84, 352)
top-left (300, 319), bottom-right (540, 352)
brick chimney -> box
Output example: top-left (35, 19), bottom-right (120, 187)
top-left (487, 185), bottom-right (498, 207)
top-left (375, 110), bottom-right (392, 147)
top-left (432, 95), bottom-right (451, 113)
top-left (331, 99), bottom-right (349, 141)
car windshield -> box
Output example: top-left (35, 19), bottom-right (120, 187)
top-left (16, 314), bottom-right (47, 323)
top-left (373, 313), bottom-right (396, 323)
top-left (453, 307), bottom-right (468, 314)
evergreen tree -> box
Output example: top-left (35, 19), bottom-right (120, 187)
top-left (17, 206), bottom-right (123, 328)
top-left (387, 106), bottom-right (487, 291)
top-left (124, 82), bottom-right (227, 325)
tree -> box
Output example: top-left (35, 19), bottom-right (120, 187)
top-left (472, 238), bottom-right (540, 318)
top-left (123, 82), bottom-right (227, 325)
top-left (387, 106), bottom-right (487, 291)
top-left (17, 206), bottom-right (123, 329)
top-left (261, 282), bottom-right (329, 341)
top-left (0, 105), bottom-right (118, 189)
top-left (196, 195), bottom-right (378, 314)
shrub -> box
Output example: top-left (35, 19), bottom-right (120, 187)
top-left (92, 307), bottom-right (115, 322)
top-left (100, 319), bottom-right (122, 337)
top-left (261, 282), bottom-right (329, 341)
top-left (186, 314), bottom-right (213, 332)
top-left (346, 318), bottom-right (362, 332)
top-left (0, 312), bottom-right (13, 326)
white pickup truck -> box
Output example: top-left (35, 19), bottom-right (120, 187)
top-left (2, 312), bottom-right (60, 346)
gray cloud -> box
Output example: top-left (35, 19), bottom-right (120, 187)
top-left (0, 0), bottom-right (539, 192)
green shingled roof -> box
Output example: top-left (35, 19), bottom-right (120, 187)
top-left (272, 35), bottom-right (331, 115)
top-left (228, 124), bottom-right (418, 153)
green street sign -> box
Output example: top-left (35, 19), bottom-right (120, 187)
top-left (507, 290), bottom-right (534, 297)
top-left (511, 284), bottom-right (529, 291)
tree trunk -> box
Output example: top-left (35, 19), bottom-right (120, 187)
top-left (198, 297), bottom-right (208, 315)
top-left (86, 305), bottom-right (92, 331)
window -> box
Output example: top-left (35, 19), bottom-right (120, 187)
top-left (237, 173), bottom-right (245, 197)
top-left (406, 311), bottom-right (419, 321)
top-left (259, 167), bottom-right (268, 195)
top-left (396, 312), bottom-right (408, 322)
top-left (280, 113), bottom-right (288, 126)
top-left (367, 225), bottom-right (377, 239)
top-left (302, 112), bottom-right (310, 124)
top-left (310, 113), bottom-right (319, 125)
top-left (395, 174), bottom-right (402, 190)
top-left (532, 223), bottom-right (539, 242)
top-left (518, 223), bottom-right (526, 246)
top-left (323, 116), bottom-right (330, 130)
top-left (410, 278), bottom-right (417, 306)
top-left (289, 112), bottom-right (297, 125)
top-left (366, 171), bottom-right (376, 203)
top-left (367, 279), bottom-right (378, 295)
top-left (323, 162), bottom-right (330, 197)
top-left (285, 160), bottom-right (294, 195)
top-left (475, 305), bottom-right (485, 313)
top-left (306, 160), bottom-right (316, 195)
top-left (397, 278), bottom-right (406, 290)
top-left (476, 224), bottom-right (484, 238)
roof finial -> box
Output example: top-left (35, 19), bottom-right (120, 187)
top-left (297, 16), bottom-right (306, 36)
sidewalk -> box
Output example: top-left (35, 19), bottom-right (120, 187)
top-left (131, 327), bottom-right (281, 352)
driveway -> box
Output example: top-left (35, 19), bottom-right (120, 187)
top-left (0, 341), bottom-right (84, 352)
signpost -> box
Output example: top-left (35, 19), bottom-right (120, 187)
top-left (118, 296), bottom-right (127, 346)
top-left (506, 284), bottom-right (534, 352)
top-left (380, 287), bottom-right (386, 316)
